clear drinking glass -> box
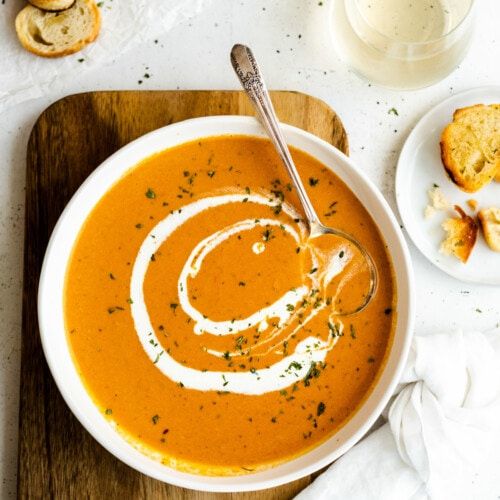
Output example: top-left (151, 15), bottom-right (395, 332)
top-left (331, 0), bottom-right (476, 90)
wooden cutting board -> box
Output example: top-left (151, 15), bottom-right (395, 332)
top-left (18, 90), bottom-right (348, 499)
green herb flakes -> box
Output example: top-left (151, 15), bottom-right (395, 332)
top-left (317, 402), bottom-right (326, 416)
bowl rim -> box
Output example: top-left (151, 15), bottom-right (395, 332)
top-left (38, 115), bottom-right (415, 492)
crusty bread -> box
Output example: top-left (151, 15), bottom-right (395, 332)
top-left (440, 205), bottom-right (478, 263)
top-left (440, 104), bottom-right (500, 193)
top-left (15, 0), bottom-right (100, 58)
top-left (478, 207), bottom-right (500, 252)
top-left (28, 0), bottom-right (75, 11)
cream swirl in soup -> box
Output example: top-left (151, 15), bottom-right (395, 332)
top-left (131, 193), bottom-right (351, 395)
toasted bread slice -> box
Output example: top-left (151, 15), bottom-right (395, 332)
top-left (440, 104), bottom-right (500, 193)
top-left (28, 0), bottom-right (75, 11)
top-left (440, 205), bottom-right (478, 263)
top-left (478, 207), bottom-right (500, 252)
top-left (15, 0), bottom-right (100, 58)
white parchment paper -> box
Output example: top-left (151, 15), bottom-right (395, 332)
top-left (0, 0), bottom-right (211, 110)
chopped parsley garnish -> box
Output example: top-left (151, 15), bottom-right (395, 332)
top-left (153, 351), bottom-right (163, 364)
top-left (350, 324), bottom-right (357, 339)
top-left (317, 402), bottom-right (326, 416)
top-left (308, 177), bottom-right (319, 187)
top-left (170, 303), bottom-right (179, 311)
top-left (145, 188), bottom-right (156, 199)
top-left (303, 361), bottom-right (321, 386)
top-left (105, 408), bottom-right (113, 415)
top-left (207, 170), bottom-right (216, 178)
top-left (262, 228), bottom-right (274, 241)
top-left (152, 414), bottom-right (160, 425)
top-left (107, 306), bottom-right (124, 314)
top-left (388, 107), bottom-right (399, 116)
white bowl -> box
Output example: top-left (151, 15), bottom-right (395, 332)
top-left (38, 116), bottom-right (415, 492)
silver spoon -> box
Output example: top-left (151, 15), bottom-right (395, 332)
top-left (230, 44), bottom-right (377, 316)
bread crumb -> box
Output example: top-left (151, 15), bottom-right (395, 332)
top-left (478, 207), bottom-right (500, 252)
top-left (425, 186), bottom-right (450, 218)
top-left (424, 205), bottom-right (436, 219)
top-left (467, 199), bottom-right (478, 211)
top-left (440, 205), bottom-right (478, 263)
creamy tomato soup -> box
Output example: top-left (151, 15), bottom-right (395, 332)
top-left (65, 135), bottom-right (396, 475)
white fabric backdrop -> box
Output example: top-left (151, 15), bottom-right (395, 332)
top-left (0, 0), bottom-right (211, 110)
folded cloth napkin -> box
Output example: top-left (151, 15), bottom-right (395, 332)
top-left (296, 329), bottom-right (500, 500)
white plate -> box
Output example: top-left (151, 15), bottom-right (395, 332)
top-left (38, 116), bottom-right (414, 492)
top-left (396, 86), bottom-right (500, 285)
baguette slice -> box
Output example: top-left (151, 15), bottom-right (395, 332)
top-left (440, 104), bottom-right (500, 192)
top-left (15, 0), bottom-right (100, 58)
top-left (28, 0), bottom-right (75, 11)
top-left (440, 205), bottom-right (478, 263)
top-left (478, 207), bottom-right (500, 252)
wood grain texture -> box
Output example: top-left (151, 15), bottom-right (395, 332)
top-left (18, 90), bottom-right (348, 499)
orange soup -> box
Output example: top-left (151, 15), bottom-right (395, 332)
top-left (65, 136), bottom-right (396, 475)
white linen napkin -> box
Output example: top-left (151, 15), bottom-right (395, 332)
top-left (296, 329), bottom-right (500, 500)
top-left (0, 0), bottom-right (211, 110)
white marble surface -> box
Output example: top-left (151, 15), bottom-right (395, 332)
top-left (1, 0), bottom-right (499, 498)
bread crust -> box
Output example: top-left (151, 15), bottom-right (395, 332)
top-left (27, 0), bottom-right (76, 12)
top-left (15, 0), bottom-right (101, 58)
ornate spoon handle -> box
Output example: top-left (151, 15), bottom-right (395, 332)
top-left (230, 43), bottom-right (321, 229)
